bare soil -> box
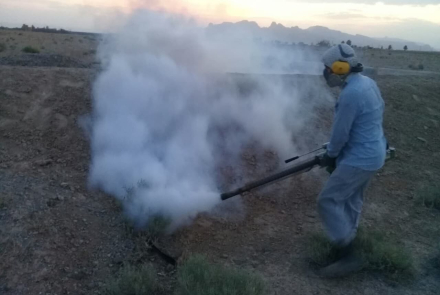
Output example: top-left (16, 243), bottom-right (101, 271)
top-left (1, 30), bottom-right (440, 295)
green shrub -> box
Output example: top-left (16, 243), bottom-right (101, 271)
top-left (176, 255), bottom-right (266, 295)
top-left (22, 46), bottom-right (40, 54)
top-left (356, 230), bottom-right (414, 278)
top-left (309, 229), bottom-right (414, 280)
top-left (0, 43), bottom-right (6, 52)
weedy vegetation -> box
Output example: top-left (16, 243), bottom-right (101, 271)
top-left (22, 46), bottom-right (40, 53)
top-left (103, 255), bottom-right (266, 295)
top-left (176, 255), bottom-right (266, 295)
top-left (309, 229), bottom-right (414, 280)
top-left (103, 264), bottom-right (163, 295)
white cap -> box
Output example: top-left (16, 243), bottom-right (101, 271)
top-left (322, 44), bottom-right (358, 68)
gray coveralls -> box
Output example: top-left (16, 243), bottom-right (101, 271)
top-left (318, 73), bottom-right (387, 247)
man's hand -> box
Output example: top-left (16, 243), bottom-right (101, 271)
top-left (319, 153), bottom-right (337, 171)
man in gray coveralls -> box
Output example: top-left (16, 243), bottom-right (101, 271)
top-left (318, 44), bottom-right (387, 277)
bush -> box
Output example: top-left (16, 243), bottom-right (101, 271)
top-left (309, 229), bottom-right (414, 280)
top-left (176, 255), bottom-right (266, 295)
top-left (104, 264), bottom-right (163, 295)
top-left (0, 43), bottom-right (5, 52)
top-left (416, 186), bottom-right (440, 209)
top-left (418, 64), bottom-right (424, 70)
top-left (22, 46), bottom-right (40, 53)
top-left (317, 40), bottom-right (331, 48)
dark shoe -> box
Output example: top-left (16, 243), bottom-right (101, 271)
top-left (318, 251), bottom-right (364, 278)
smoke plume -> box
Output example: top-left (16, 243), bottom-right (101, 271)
top-left (88, 11), bottom-right (328, 229)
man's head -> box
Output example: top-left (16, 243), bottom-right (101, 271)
top-left (322, 44), bottom-right (362, 88)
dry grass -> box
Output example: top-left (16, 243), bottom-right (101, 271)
top-left (0, 30), bottom-right (98, 63)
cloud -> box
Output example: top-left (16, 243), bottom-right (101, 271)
top-left (296, 0), bottom-right (440, 5)
top-left (319, 11), bottom-right (400, 21)
top-left (323, 15), bottom-right (440, 48)
top-left (372, 18), bottom-right (440, 48)
top-left (0, 0), bottom-right (127, 32)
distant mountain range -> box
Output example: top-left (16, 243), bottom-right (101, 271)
top-left (206, 21), bottom-right (434, 51)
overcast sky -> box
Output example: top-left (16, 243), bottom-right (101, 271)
top-left (1, 0), bottom-right (439, 48)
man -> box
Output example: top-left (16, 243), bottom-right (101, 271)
top-left (317, 44), bottom-right (387, 277)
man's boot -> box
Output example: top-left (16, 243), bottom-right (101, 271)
top-left (318, 242), bottom-right (364, 278)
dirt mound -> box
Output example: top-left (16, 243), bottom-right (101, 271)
top-left (0, 54), bottom-right (91, 68)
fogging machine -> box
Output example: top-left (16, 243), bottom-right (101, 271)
top-left (220, 143), bottom-right (396, 201)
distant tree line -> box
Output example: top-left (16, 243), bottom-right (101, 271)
top-left (0, 24), bottom-right (97, 36)
top-left (21, 24), bottom-right (71, 34)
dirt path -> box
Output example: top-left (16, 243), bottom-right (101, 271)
top-left (1, 66), bottom-right (439, 294)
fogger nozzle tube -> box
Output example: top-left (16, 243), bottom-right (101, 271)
top-left (221, 156), bottom-right (321, 201)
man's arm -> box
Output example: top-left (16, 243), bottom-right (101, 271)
top-left (326, 90), bottom-right (359, 158)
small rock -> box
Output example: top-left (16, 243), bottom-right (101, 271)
top-left (412, 94), bottom-right (420, 102)
top-left (417, 137), bottom-right (427, 143)
top-left (70, 271), bottom-right (87, 280)
top-left (46, 199), bottom-right (59, 208)
top-left (424, 126), bottom-right (428, 130)
top-left (0, 163), bottom-right (8, 169)
top-left (221, 254), bottom-right (228, 259)
top-left (35, 159), bottom-right (52, 166)
top-left (76, 193), bottom-right (86, 200)
top-left (86, 282), bottom-right (96, 290)
top-left (60, 182), bottom-right (69, 188)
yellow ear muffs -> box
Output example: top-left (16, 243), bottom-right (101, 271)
top-left (331, 61), bottom-right (350, 75)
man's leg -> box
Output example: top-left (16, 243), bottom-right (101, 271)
top-left (317, 165), bottom-right (375, 277)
